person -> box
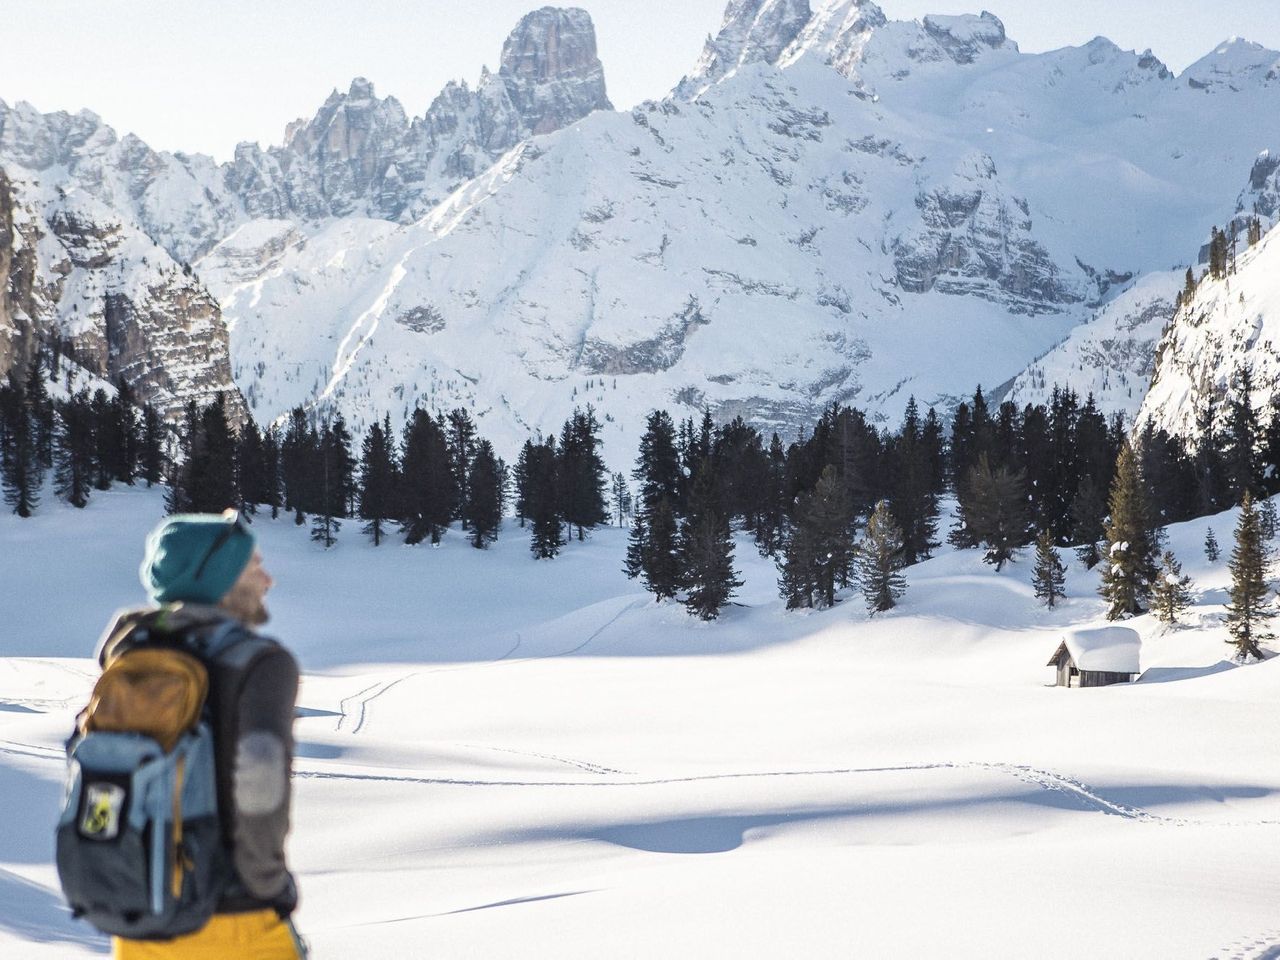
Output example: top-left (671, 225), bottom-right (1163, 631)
top-left (100, 511), bottom-right (305, 959)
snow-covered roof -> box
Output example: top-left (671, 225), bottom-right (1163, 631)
top-left (1049, 627), bottom-right (1141, 674)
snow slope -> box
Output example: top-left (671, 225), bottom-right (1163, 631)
top-left (2, 486), bottom-right (1279, 958)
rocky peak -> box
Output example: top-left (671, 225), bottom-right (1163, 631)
top-left (921, 12), bottom-right (1011, 65)
top-left (674, 0), bottom-right (816, 100)
top-left (1236, 149), bottom-right (1280, 227)
top-left (498, 7), bottom-right (612, 135)
top-left (1183, 38), bottom-right (1280, 91)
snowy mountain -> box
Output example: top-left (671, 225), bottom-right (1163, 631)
top-left (199, 1), bottom-right (1280, 464)
top-left (0, 168), bottom-right (243, 421)
top-left (0, 7), bottom-right (610, 418)
top-left (6, 1), bottom-right (1280, 459)
top-left (1137, 198), bottom-right (1280, 440)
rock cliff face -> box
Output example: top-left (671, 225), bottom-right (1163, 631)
top-left (891, 152), bottom-right (1083, 313)
top-left (0, 172), bottom-right (244, 422)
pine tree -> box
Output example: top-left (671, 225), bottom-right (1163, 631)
top-left (464, 439), bottom-right (503, 548)
top-left (262, 425), bottom-right (282, 519)
top-left (0, 379), bottom-right (40, 517)
top-left (235, 419), bottom-right (267, 515)
top-left (1205, 527), bottom-right (1221, 562)
top-left (623, 511), bottom-right (646, 579)
top-left (88, 389), bottom-right (113, 491)
top-left (1224, 491), bottom-right (1272, 661)
top-left (446, 408), bottom-right (477, 527)
top-left (1222, 365), bottom-right (1262, 500)
top-left (639, 497), bottom-right (682, 599)
top-left (110, 378), bottom-right (139, 485)
top-left (400, 409), bottom-right (456, 545)
top-left (778, 493), bottom-right (818, 610)
top-left (1070, 475), bottom-right (1107, 569)
top-left (54, 390), bottom-right (94, 509)
top-left (1100, 442), bottom-right (1159, 619)
top-left (1031, 529), bottom-right (1067, 608)
top-left (526, 436), bottom-right (562, 559)
top-left (280, 407), bottom-right (311, 525)
top-left (1260, 497), bottom-right (1279, 542)
top-left (24, 353), bottom-right (54, 470)
top-left (754, 433), bottom-right (787, 558)
top-left (889, 396), bottom-right (939, 564)
top-left (961, 454), bottom-right (1030, 571)
top-left (856, 499), bottom-right (907, 614)
top-left (633, 410), bottom-right (683, 516)
top-left (358, 417), bottom-right (399, 546)
top-left (611, 471), bottom-right (632, 526)
top-left (310, 419), bottom-right (348, 549)
top-left (1151, 551), bottom-right (1193, 624)
top-left (188, 394), bottom-right (237, 512)
top-left (139, 404), bottom-right (165, 487)
top-left (557, 406), bottom-right (608, 541)
top-left (1183, 266), bottom-right (1196, 300)
top-left (678, 459), bottom-right (742, 620)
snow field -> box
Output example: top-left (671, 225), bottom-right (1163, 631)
top-left (1, 484), bottom-right (1279, 957)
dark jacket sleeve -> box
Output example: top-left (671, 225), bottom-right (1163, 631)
top-left (231, 646), bottom-right (299, 908)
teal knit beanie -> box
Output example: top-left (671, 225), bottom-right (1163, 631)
top-left (140, 512), bottom-right (257, 605)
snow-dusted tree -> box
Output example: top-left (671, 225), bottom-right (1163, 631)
top-left (1032, 529), bottom-right (1067, 608)
top-left (857, 499), bottom-right (907, 614)
top-left (1100, 441), bottom-right (1159, 619)
top-left (611, 471), bottom-right (631, 526)
top-left (1204, 527), bottom-right (1221, 562)
top-left (1, 380), bottom-right (40, 517)
top-left (1225, 491), bottom-right (1272, 661)
top-left (1151, 551), bottom-right (1193, 624)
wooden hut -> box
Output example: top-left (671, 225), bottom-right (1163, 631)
top-left (1047, 627), bottom-right (1141, 688)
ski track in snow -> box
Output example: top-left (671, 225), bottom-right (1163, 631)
top-left (289, 761), bottom-right (1280, 830)
top-left (331, 598), bottom-right (642, 735)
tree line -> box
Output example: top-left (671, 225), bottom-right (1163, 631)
top-left (3, 343), bottom-right (1277, 653)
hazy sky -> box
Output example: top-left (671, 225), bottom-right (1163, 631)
top-left (2, 0), bottom-right (1278, 161)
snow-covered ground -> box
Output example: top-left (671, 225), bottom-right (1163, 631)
top-left (2, 486), bottom-right (1279, 958)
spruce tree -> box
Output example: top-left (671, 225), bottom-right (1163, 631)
top-left (611, 471), bottom-right (631, 526)
top-left (1031, 529), bottom-right (1067, 608)
top-left (1070, 475), bottom-right (1107, 569)
top-left (464, 439), bottom-right (503, 548)
top-left (1260, 497), bottom-right (1279, 542)
top-left (557, 407), bottom-right (608, 541)
top-left (358, 417), bottom-right (399, 546)
top-left (446, 408), bottom-right (477, 527)
top-left (754, 433), bottom-right (787, 558)
top-left (889, 397), bottom-right (939, 564)
top-left (526, 436), bottom-right (562, 559)
top-left (89, 389), bottom-right (113, 491)
top-left (1204, 527), bottom-right (1220, 562)
top-left (633, 411), bottom-right (682, 516)
top-left (856, 499), bottom-right (907, 614)
top-left (0, 380), bottom-right (40, 517)
top-left (1222, 365), bottom-right (1262, 500)
top-left (1224, 491), bottom-right (1272, 661)
top-left (262, 425), bottom-right (282, 518)
top-left (235, 419), bottom-right (267, 515)
top-left (1151, 551), bottom-right (1193, 624)
top-left (623, 512), bottom-right (646, 580)
top-left (640, 498), bottom-right (682, 600)
top-left (678, 459), bottom-right (742, 620)
top-left (24, 353), bottom-right (54, 470)
top-left (54, 391), bottom-right (94, 509)
top-left (400, 409), bottom-right (457, 545)
top-left (139, 404), bottom-right (165, 487)
top-left (961, 454), bottom-right (1030, 571)
top-left (1099, 442), bottom-right (1159, 619)
top-left (188, 394), bottom-right (237, 512)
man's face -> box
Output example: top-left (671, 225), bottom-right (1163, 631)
top-left (219, 551), bottom-right (274, 626)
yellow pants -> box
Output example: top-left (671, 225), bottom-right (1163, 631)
top-left (113, 909), bottom-right (304, 959)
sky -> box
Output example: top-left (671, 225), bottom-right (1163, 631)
top-left (1, 0), bottom-right (1278, 161)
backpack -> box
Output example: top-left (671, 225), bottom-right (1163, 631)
top-left (56, 615), bottom-right (241, 939)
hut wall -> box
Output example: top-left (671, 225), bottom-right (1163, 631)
top-left (1079, 671), bottom-right (1135, 688)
